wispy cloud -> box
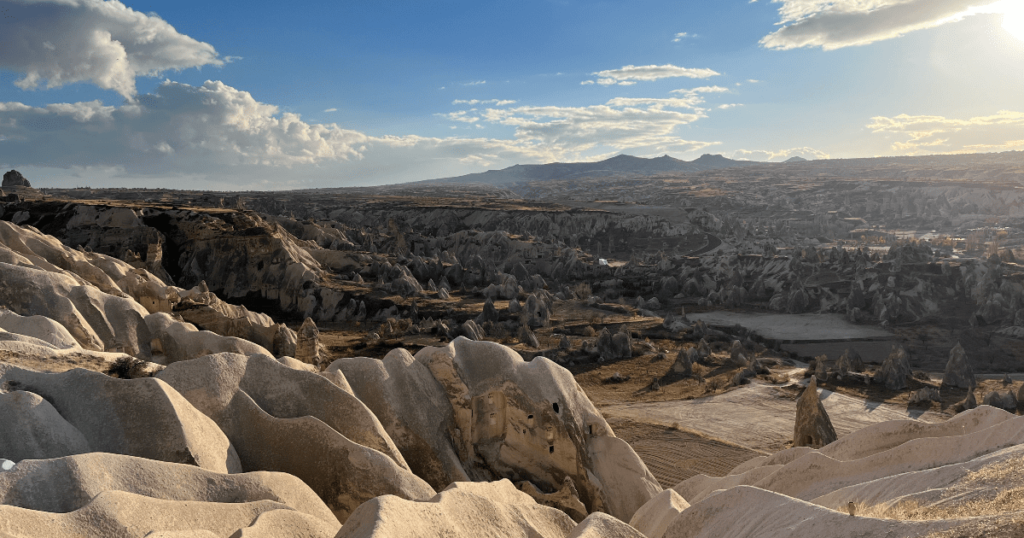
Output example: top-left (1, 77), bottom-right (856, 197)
top-left (672, 32), bottom-right (693, 42)
top-left (867, 110), bottom-right (1024, 153)
top-left (671, 86), bottom-right (731, 95)
top-left (732, 147), bottom-right (830, 161)
top-left (717, 104), bottom-right (743, 109)
top-left (438, 110), bottom-right (481, 123)
top-left (464, 80), bottom-right (487, 86)
top-left (0, 0), bottom-right (223, 99)
top-left (582, 64), bottom-right (720, 86)
top-left (323, 108), bottom-right (338, 112)
top-left (452, 99), bottom-right (516, 106)
top-left (760, 0), bottom-right (1008, 51)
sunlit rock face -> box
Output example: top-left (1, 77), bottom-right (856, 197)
top-left (0, 364), bottom-right (240, 474)
top-left (156, 352), bottom-right (433, 523)
top-left (414, 337), bottom-right (661, 522)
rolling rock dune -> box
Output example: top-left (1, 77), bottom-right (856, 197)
top-left (1, 215), bottom-right (1024, 536)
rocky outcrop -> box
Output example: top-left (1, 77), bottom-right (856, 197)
top-left (793, 377), bottom-right (838, 448)
top-left (0, 490), bottom-right (339, 538)
top-left (336, 480), bottom-right (575, 538)
top-left (0, 452), bottom-right (335, 523)
top-left (672, 347), bottom-right (694, 376)
top-left (145, 312), bottom-right (271, 364)
top-left (874, 344), bottom-right (911, 391)
top-left (327, 349), bottom-right (469, 491)
top-left (2, 170), bottom-right (30, 188)
top-left (628, 489), bottom-right (689, 538)
top-left (415, 337), bottom-right (661, 521)
top-left (295, 317), bottom-right (322, 367)
top-left (941, 343), bottom-right (975, 390)
top-left (0, 364), bottom-right (240, 473)
top-left (156, 353), bottom-right (432, 522)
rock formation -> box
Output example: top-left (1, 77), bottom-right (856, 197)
top-left (295, 317), bottom-right (322, 367)
top-left (0, 365), bottom-right (240, 473)
top-left (155, 353), bottom-right (430, 522)
top-left (941, 343), bottom-right (975, 390)
top-left (2, 170), bottom-right (30, 188)
top-left (793, 377), bottom-right (838, 448)
top-left (672, 347), bottom-right (694, 376)
top-left (874, 344), bottom-right (911, 391)
top-left (414, 337), bottom-right (661, 521)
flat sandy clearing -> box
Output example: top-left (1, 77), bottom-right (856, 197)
top-left (688, 312), bottom-right (893, 341)
top-left (600, 381), bottom-right (945, 452)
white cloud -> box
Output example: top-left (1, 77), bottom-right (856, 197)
top-left (0, 79), bottom-right (720, 188)
top-left (671, 86), bottom-right (731, 95)
top-left (464, 80), bottom-right (487, 86)
top-left (585, 64), bottom-right (720, 86)
top-left (0, 0), bottom-right (223, 98)
top-left (672, 32), bottom-right (691, 42)
top-left (323, 108), bottom-right (338, 113)
top-left (717, 104), bottom-right (743, 109)
top-left (438, 111), bottom-right (480, 124)
top-left (867, 109), bottom-right (1024, 153)
top-left (452, 99), bottom-right (516, 106)
top-left (760, 0), bottom-right (1007, 50)
top-left (580, 80), bottom-right (595, 85)
top-left (731, 147), bottom-right (831, 161)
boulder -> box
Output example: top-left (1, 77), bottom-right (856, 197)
top-left (157, 353), bottom-right (433, 522)
top-left (793, 377), bottom-right (838, 448)
top-left (0, 364), bottom-right (240, 473)
top-left (941, 343), bottom-right (975, 390)
top-left (874, 344), bottom-right (911, 391)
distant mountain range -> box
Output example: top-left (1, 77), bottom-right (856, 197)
top-left (421, 154), bottom-right (768, 186)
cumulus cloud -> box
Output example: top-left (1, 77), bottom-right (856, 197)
top-left (760, 0), bottom-right (1007, 50)
top-left (0, 79), bottom-right (720, 188)
top-left (0, 80), bottom-right (367, 172)
top-left (731, 147), bottom-right (831, 161)
top-left (867, 109), bottom-right (1024, 153)
top-left (0, 0), bottom-right (223, 98)
top-left (583, 64), bottom-right (720, 86)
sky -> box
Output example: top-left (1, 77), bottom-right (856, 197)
top-left (0, 0), bottom-right (1023, 190)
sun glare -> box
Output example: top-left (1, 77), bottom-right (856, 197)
top-left (1003, 3), bottom-right (1024, 42)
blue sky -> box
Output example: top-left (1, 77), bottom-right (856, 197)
top-left (1, 0), bottom-right (1022, 190)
